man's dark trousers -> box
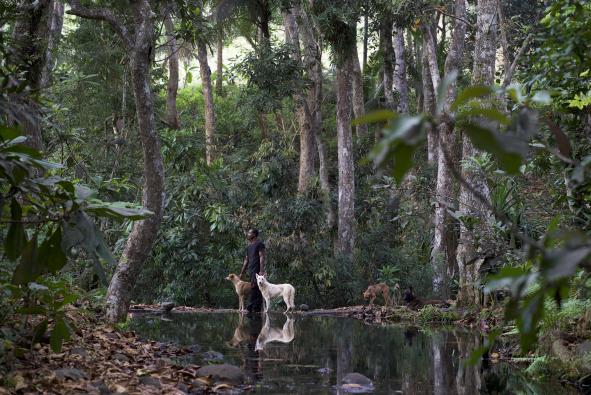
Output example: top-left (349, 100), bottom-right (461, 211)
top-left (247, 280), bottom-right (263, 313)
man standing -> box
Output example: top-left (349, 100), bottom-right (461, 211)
top-left (239, 228), bottom-right (265, 314)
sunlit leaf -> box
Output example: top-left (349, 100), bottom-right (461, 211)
top-left (451, 85), bottom-right (494, 111)
top-left (352, 110), bottom-right (397, 125)
top-left (436, 70), bottom-right (458, 114)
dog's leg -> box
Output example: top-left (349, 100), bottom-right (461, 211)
top-left (239, 295), bottom-right (244, 312)
top-left (263, 296), bottom-right (270, 313)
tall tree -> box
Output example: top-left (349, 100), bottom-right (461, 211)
top-left (215, 24), bottom-right (224, 96)
top-left (393, 26), bottom-right (408, 113)
top-left (11, 0), bottom-right (62, 151)
top-left (68, 0), bottom-right (166, 323)
top-left (422, 37), bottom-right (437, 164)
top-left (39, 0), bottom-right (64, 88)
top-left (351, 43), bottom-right (368, 138)
top-left (381, 16), bottom-right (395, 108)
top-left (282, 3), bottom-right (316, 193)
top-left (163, 5), bottom-right (180, 129)
top-left (427, 1), bottom-right (468, 298)
top-left (456, 0), bottom-right (497, 305)
top-left (196, 39), bottom-right (216, 165)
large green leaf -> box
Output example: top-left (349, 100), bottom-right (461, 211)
top-left (11, 235), bottom-right (42, 285)
top-left (352, 110), bottom-right (397, 125)
top-left (86, 201), bottom-right (153, 220)
top-left (5, 198), bottom-right (27, 261)
top-left (32, 319), bottom-right (49, 344)
top-left (462, 123), bottom-right (524, 174)
top-left (0, 125), bottom-right (22, 141)
top-left (50, 317), bottom-right (71, 353)
top-left (542, 246), bottom-right (591, 282)
top-left (39, 228), bottom-right (68, 273)
top-left (451, 85), bottom-right (494, 111)
top-left (436, 70), bottom-right (458, 114)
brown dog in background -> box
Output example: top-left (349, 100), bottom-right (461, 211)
top-left (225, 273), bottom-right (251, 312)
top-left (363, 283), bottom-right (392, 307)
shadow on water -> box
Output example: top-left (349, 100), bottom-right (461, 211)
top-left (130, 312), bottom-right (576, 394)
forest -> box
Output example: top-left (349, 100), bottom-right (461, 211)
top-left (1, 0), bottom-right (591, 393)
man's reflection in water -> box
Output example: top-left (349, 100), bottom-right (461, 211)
top-left (245, 314), bottom-right (263, 384)
top-left (404, 326), bottom-right (418, 346)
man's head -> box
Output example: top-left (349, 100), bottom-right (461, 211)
top-left (247, 228), bottom-right (259, 241)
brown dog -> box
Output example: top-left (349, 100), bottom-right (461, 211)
top-left (363, 283), bottom-right (392, 307)
top-left (225, 273), bottom-right (251, 312)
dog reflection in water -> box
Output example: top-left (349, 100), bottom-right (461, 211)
top-left (226, 314), bottom-right (250, 348)
top-left (255, 314), bottom-right (295, 351)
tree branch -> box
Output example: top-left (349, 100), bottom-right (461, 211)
top-left (67, 0), bottom-right (133, 50)
top-left (502, 33), bottom-right (532, 88)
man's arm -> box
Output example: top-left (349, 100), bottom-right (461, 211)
top-left (258, 248), bottom-right (265, 275)
top-left (239, 254), bottom-right (248, 278)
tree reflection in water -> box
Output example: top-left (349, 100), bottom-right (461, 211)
top-left (130, 312), bottom-right (576, 394)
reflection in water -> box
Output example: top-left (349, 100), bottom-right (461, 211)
top-left (130, 312), bottom-right (576, 394)
top-left (255, 314), bottom-right (295, 351)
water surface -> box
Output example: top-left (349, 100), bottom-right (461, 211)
top-left (130, 312), bottom-right (575, 394)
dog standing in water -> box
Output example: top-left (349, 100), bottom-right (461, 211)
top-left (255, 273), bottom-right (296, 313)
top-left (225, 273), bottom-right (251, 312)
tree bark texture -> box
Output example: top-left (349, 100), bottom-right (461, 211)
top-left (40, 0), bottom-right (64, 88)
top-left (69, 0), bottom-right (166, 323)
top-left (196, 40), bottom-right (216, 165)
top-left (431, 0), bottom-right (468, 299)
top-left (163, 8), bottom-right (180, 129)
top-left (422, 38), bottom-right (437, 164)
top-left (216, 25), bottom-right (223, 96)
top-left (456, 0), bottom-right (497, 306)
top-left (336, 56), bottom-right (355, 259)
top-left (393, 26), bottom-right (408, 113)
top-left (351, 44), bottom-right (368, 138)
top-left (362, 13), bottom-right (368, 70)
top-left (381, 18), bottom-right (395, 109)
top-left (282, 5), bottom-right (316, 193)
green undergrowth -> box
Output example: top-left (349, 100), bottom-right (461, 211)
top-left (416, 305), bottom-right (458, 325)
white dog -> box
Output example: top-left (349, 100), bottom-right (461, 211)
top-left (255, 273), bottom-right (296, 313)
top-left (255, 314), bottom-right (295, 351)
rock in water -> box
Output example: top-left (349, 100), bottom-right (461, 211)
top-left (340, 372), bottom-right (374, 393)
top-left (196, 364), bottom-right (244, 385)
top-left (160, 302), bottom-right (175, 312)
top-left (299, 304), bottom-right (310, 311)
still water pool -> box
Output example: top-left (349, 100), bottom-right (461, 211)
top-left (130, 312), bottom-right (575, 394)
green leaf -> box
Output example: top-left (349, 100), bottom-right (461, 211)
top-left (462, 123), bottom-right (524, 174)
top-left (530, 91), bottom-right (551, 106)
top-left (451, 85), bottom-right (494, 111)
top-left (17, 306), bottom-right (46, 315)
top-left (39, 228), bottom-right (67, 273)
top-left (352, 110), bottom-right (397, 125)
top-left (50, 317), bottom-right (71, 353)
top-left (0, 125), bottom-right (22, 141)
top-left (11, 234), bottom-right (42, 285)
top-left (458, 105), bottom-right (510, 125)
top-left (32, 319), bottom-right (48, 344)
top-left (517, 292), bottom-right (544, 352)
top-left (86, 202), bottom-right (153, 220)
top-left (5, 198), bottom-right (27, 261)
top-left (56, 293), bottom-right (78, 310)
top-left (370, 115), bottom-right (426, 183)
top-left (186, 71), bottom-right (193, 84)
top-left (543, 246), bottom-right (591, 283)
top-left (74, 185), bottom-right (94, 201)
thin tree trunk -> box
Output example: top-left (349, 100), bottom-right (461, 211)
top-left (422, 17), bottom-right (440, 94)
top-left (456, 0), bottom-right (496, 306)
top-left (317, 133), bottom-right (335, 229)
top-left (422, 38), bottom-right (437, 164)
top-left (69, 0), bottom-right (167, 323)
top-left (216, 25), bottom-right (223, 96)
top-left (336, 56), bottom-right (355, 259)
top-left (393, 26), bottom-right (408, 113)
top-left (351, 44), bottom-right (368, 137)
top-left (283, 5), bottom-right (316, 193)
top-left (196, 40), bottom-right (216, 165)
top-left (431, 0), bottom-right (467, 299)
top-left (381, 18), bottom-right (395, 108)
top-left (40, 0), bottom-right (64, 88)
top-left (362, 13), bottom-right (368, 70)
top-left (163, 7), bottom-right (180, 129)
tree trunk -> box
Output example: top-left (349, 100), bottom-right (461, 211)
top-left (10, 0), bottom-right (57, 151)
top-left (317, 133), bottom-right (335, 229)
top-left (163, 8), bottom-right (180, 129)
top-left (336, 56), bottom-right (355, 259)
top-left (99, 0), bottom-right (165, 323)
top-left (196, 40), bottom-right (216, 165)
top-left (422, 37), bottom-right (437, 164)
top-left (381, 18), bottom-right (394, 108)
top-left (431, 0), bottom-right (467, 299)
top-left (393, 26), bottom-right (408, 113)
top-left (282, 5), bottom-right (316, 193)
top-left (40, 0), bottom-right (64, 88)
top-left (422, 17), bottom-right (440, 94)
top-left (215, 25), bottom-right (223, 96)
top-left (351, 44), bottom-right (368, 138)
top-left (362, 13), bottom-right (368, 70)
top-left (456, 0), bottom-right (496, 306)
